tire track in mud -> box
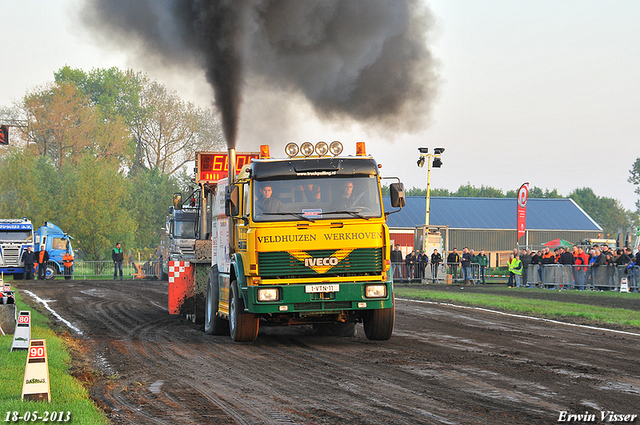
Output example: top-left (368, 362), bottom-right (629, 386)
top-left (17, 280), bottom-right (640, 425)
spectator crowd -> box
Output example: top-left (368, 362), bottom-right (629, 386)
top-left (391, 243), bottom-right (640, 290)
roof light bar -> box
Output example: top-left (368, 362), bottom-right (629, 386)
top-left (315, 141), bottom-right (329, 156)
top-left (300, 142), bottom-right (314, 157)
top-left (285, 142), bottom-right (299, 158)
top-left (329, 141), bottom-right (343, 156)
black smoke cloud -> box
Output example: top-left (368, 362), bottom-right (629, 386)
top-left (82, 0), bottom-right (438, 147)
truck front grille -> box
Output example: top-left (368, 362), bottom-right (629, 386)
top-left (258, 248), bottom-right (382, 278)
top-left (1, 246), bottom-right (20, 266)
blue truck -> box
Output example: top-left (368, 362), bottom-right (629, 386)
top-left (33, 222), bottom-right (74, 280)
top-left (0, 220), bottom-right (74, 280)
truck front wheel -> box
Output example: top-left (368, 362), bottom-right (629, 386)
top-left (229, 280), bottom-right (259, 342)
top-left (204, 267), bottom-right (229, 335)
top-left (363, 295), bottom-right (395, 340)
top-left (44, 262), bottom-right (58, 280)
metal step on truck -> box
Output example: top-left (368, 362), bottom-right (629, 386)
top-left (167, 142), bottom-right (405, 342)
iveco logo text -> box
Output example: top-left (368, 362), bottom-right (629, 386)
top-left (304, 257), bottom-right (339, 267)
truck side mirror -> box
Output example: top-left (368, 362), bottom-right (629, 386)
top-left (225, 185), bottom-right (240, 217)
top-left (173, 193), bottom-right (182, 210)
top-left (390, 182), bottom-right (406, 208)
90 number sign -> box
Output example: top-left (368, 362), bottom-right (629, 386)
top-left (29, 346), bottom-right (45, 359)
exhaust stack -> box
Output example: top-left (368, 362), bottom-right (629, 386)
top-left (228, 148), bottom-right (236, 255)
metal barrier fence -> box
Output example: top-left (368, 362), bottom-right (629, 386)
top-left (529, 264), bottom-right (640, 291)
top-left (65, 260), bottom-right (162, 280)
top-left (392, 262), bottom-right (485, 284)
top-left (392, 261), bottom-right (640, 292)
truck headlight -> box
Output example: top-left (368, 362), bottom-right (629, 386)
top-left (257, 288), bottom-right (279, 302)
top-left (365, 285), bottom-right (386, 298)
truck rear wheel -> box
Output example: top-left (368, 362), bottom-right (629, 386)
top-left (229, 280), bottom-right (259, 342)
top-left (363, 295), bottom-right (395, 340)
top-left (204, 267), bottom-right (229, 335)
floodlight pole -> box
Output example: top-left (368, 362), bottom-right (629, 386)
top-left (425, 156), bottom-right (433, 227)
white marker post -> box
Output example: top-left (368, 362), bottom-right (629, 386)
top-left (22, 339), bottom-right (51, 402)
top-left (11, 311), bottom-right (31, 351)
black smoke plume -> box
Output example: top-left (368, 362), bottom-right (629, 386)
top-left (82, 0), bottom-right (438, 148)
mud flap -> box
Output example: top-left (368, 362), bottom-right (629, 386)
top-left (168, 261), bottom-right (195, 315)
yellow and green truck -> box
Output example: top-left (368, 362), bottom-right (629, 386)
top-left (170, 142), bottom-right (404, 342)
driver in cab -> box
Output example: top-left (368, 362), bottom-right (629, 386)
top-left (332, 181), bottom-right (357, 210)
top-left (256, 184), bottom-right (284, 214)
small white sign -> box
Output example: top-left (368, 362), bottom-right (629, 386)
top-left (305, 284), bottom-right (340, 293)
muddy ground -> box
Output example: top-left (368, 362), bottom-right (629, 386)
top-left (15, 280), bottom-right (640, 425)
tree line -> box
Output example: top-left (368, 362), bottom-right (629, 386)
top-left (385, 182), bottom-right (640, 239)
top-left (0, 67), bottom-right (224, 260)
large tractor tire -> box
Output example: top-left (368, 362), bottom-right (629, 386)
top-left (204, 267), bottom-right (229, 335)
top-left (363, 295), bottom-right (395, 341)
top-left (229, 281), bottom-right (259, 342)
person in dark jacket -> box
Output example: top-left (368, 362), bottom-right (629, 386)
top-left (430, 249), bottom-right (442, 283)
top-left (558, 247), bottom-right (575, 288)
top-left (461, 247), bottom-right (472, 284)
top-left (391, 244), bottom-right (403, 281)
top-left (447, 248), bottom-right (460, 282)
top-left (405, 251), bottom-right (416, 281)
top-left (474, 249), bottom-right (489, 284)
top-left (21, 245), bottom-right (36, 280)
top-left (518, 249), bottom-right (531, 287)
top-left (112, 242), bottom-right (124, 280)
top-left (35, 245), bottom-right (49, 280)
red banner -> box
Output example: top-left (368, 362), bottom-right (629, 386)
top-left (517, 183), bottom-right (529, 242)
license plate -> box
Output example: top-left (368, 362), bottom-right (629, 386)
top-left (305, 284), bottom-right (339, 293)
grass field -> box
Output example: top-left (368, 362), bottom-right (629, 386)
top-left (395, 286), bottom-right (640, 328)
top-left (0, 291), bottom-right (108, 425)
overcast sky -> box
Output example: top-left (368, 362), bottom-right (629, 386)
top-left (2, 0), bottom-right (639, 210)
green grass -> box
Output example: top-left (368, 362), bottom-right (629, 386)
top-left (395, 287), bottom-right (640, 328)
top-left (0, 291), bottom-right (108, 425)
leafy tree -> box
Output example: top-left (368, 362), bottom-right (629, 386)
top-left (629, 157), bottom-right (640, 212)
top-left (128, 167), bottom-right (180, 249)
top-left (568, 187), bottom-right (636, 238)
top-left (0, 148), bottom-right (60, 225)
top-left (454, 183), bottom-right (505, 198)
top-left (55, 66), bottom-right (225, 175)
top-left (21, 82), bottom-right (130, 169)
top-left (131, 77), bottom-right (224, 174)
top-left (54, 66), bottom-right (143, 124)
top-left (59, 154), bottom-right (137, 260)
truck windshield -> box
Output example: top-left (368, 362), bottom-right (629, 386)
top-left (174, 220), bottom-right (196, 238)
top-left (0, 231), bottom-right (33, 242)
top-left (253, 176), bottom-right (382, 222)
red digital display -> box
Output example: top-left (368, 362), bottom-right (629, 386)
top-left (196, 152), bottom-right (259, 183)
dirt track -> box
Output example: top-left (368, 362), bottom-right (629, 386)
top-left (16, 280), bottom-right (640, 424)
